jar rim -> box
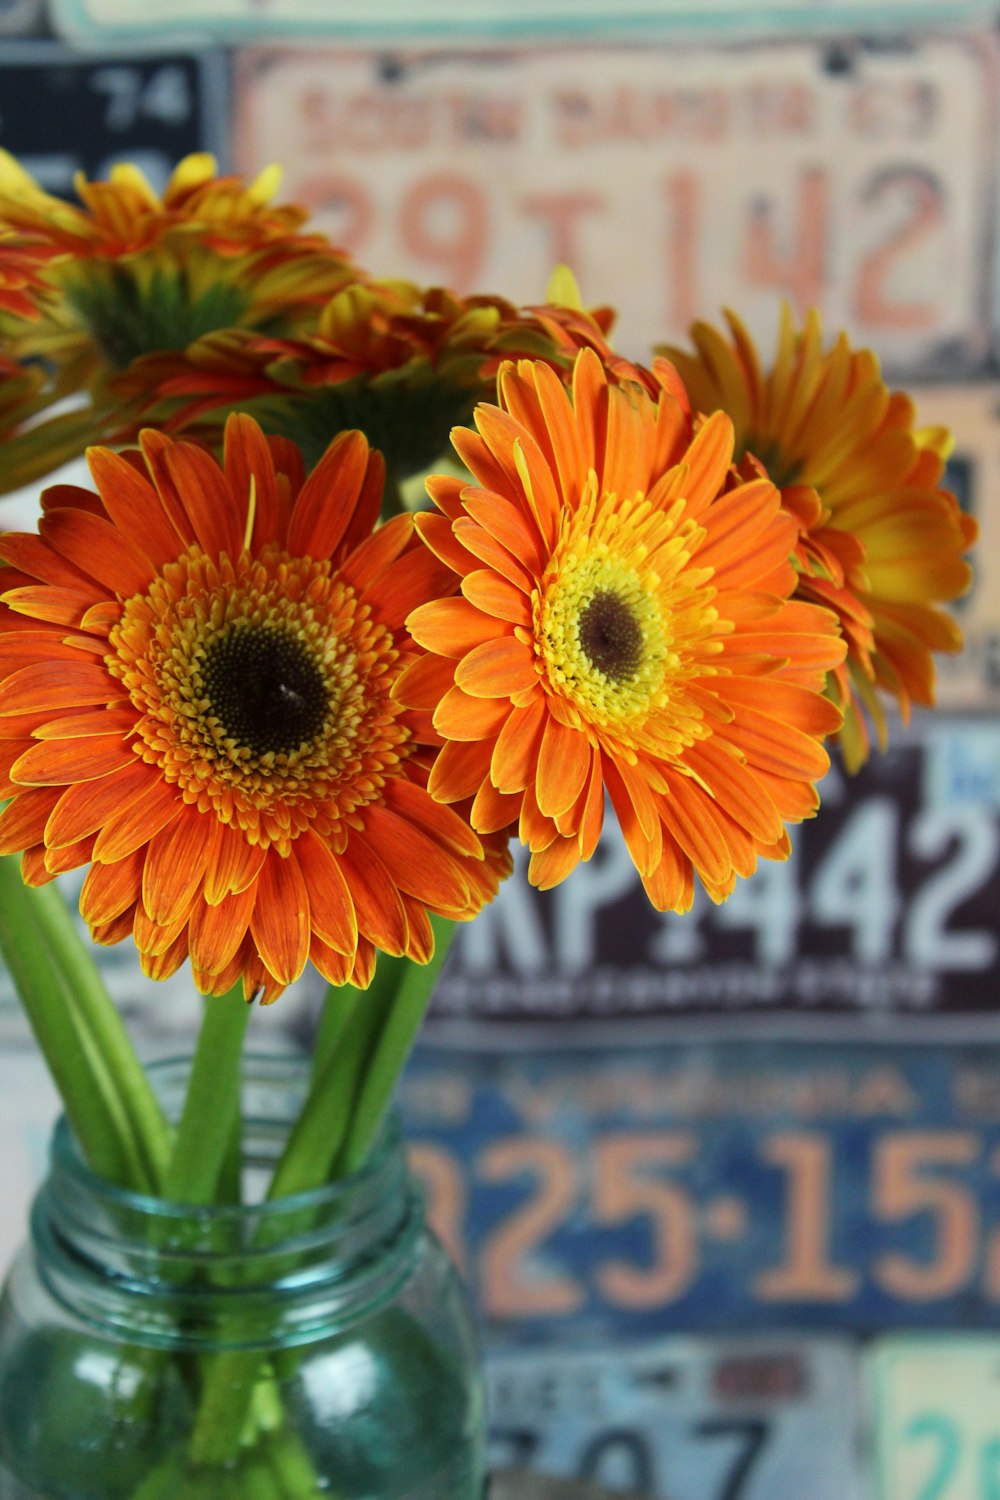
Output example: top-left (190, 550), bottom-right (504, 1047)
top-left (49, 1050), bottom-right (401, 1225)
top-left (32, 1053), bottom-right (425, 1348)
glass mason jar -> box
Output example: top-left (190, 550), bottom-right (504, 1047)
top-left (0, 1056), bottom-right (486, 1500)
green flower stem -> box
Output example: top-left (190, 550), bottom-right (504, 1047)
top-left (218, 1092), bottom-right (244, 1203)
top-left (187, 1350), bottom-right (272, 1466)
top-left (272, 918), bottom-right (456, 1199)
top-left (267, 984), bottom-right (373, 1200)
top-left (31, 874), bottom-right (172, 1190)
top-left (309, 977), bottom-right (362, 1081)
top-left (268, 1426), bottom-right (342, 1499)
top-left (0, 857), bottom-right (169, 1191)
top-left (126, 1453), bottom-right (186, 1500)
top-left (183, 927), bottom-right (457, 1480)
top-left (335, 916), bottom-right (456, 1176)
top-left (171, 994), bottom-right (324, 1473)
top-left (236, 1455), bottom-right (286, 1500)
top-left (163, 983), bottom-right (251, 1204)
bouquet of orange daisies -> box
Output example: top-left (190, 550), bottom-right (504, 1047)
top-left (0, 150), bottom-right (977, 1487)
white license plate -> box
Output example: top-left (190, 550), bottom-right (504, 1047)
top-left (229, 31), bottom-right (997, 378)
top-left (486, 1336), bottom-right (865, 1500)
top-left (870, 1336), bottom-right (1000, 1500)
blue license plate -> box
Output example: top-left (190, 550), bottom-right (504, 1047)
top-left (402, 1039), bottom-right (1000, 1336)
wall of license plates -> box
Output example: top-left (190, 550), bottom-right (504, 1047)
top-left (4, 2), bottom-right (1000, 1496)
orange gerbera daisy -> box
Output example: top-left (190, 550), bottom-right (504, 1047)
top-left (118, 277), bottom-right (513, 477)
top-left (117, 270), bottom-right (652, 494)
top-left (400, 350), bottom-right (846, 911)
top-left (660, 307), bottom-right (977, 768)
top-left (0, 151), bottom-right (349, 399)
top-left (0, 415), bottom-right (510, 1001)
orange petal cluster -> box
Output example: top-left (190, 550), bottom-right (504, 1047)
top-left (400, 349), bottom-right (847, 911)
top-left (0, 414), bottom-right (509, 1000)
top-left (660, 307), bottom-right (977, 768)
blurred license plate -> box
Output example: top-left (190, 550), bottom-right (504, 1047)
top-left (913, 384), bottom-right (1000, 714)
top-left (870, 1336), bottom-right (1000, 1500)
top-left (232, 29), bottom-right (998, 377)
top-left (486, 1336), bottom-right (864, 1500)
top-left (0, 0), bottom-right (42, 33)
top-left (0, 42), bottom-right (225, 197)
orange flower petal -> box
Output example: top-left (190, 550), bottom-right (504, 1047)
top-left (0, 786), bottom-right (61, 856)
top-left (454, 637), bottom-right (538, 698)
top-left (294, 830), bottom-right (358, 956)
top-left (413, 510), bottom-right (479, 578)
top-left (32, 706), bottom-right (137, 740)
top-left (247, 849), bottom-right (311, 987)
top-left (0, 660), bottom-right (116, 716)
top-left (361, 803), bottom-right (473, 913)
top-left (79, 849), bottom-right (145, 926)
top-left (461, 568), bottom-right (532, 624)
top-left (489, 696), bottom-right (547, 794)
top-left (337, 837), bottom-right (408, 956)
top-left (141, 808), bottom-right (212, 926)
top-left (40, 507), bottom-right (155, 598)
top-left (86, 447), bottom-right (184, 566)
top-left (408, 597), bottom-right (504, 658)
top-left (394, 652), bottom-right (456, 713)
top-left (189, 882), bottom-right (257, 975)
top-left (471, 778), bottom-right (522, 835)
top-left (677, 410), bottom-right (735, 518)
top-left (340, 512), bottom-right (414, 593)
top-left (2, 585), bottom-right (103, 627)
top-left (13, 733), bottom-right (136, 786)
top-left (137, 430), bottom-right (197, 547)
top-left (45, 759), bottom-right (152, 849)
top-left (202, 824), bottom-right (267, 903)
top-left (223, 412), bottom-right (283, 549)
top-left (93, 774), bottom-right (183, 863)
top-left (0, 531), bottom-right (98, 590)
top-left (308, 933), bottom-right (355, 989)
top-left (384, 777), bottom-right (485, 860)
top-left (287, 429), bottom-right (371, 558)
top-left (536, 715), bottom-right (592, 821)
top-left (434, 685), bottom-right (510, 742)
top-left (165, 440), bottom-right (243, 559)
top-left (459, 494), bottom-right (546, 578)
top-left (528, 836), bottom-right (582, 891)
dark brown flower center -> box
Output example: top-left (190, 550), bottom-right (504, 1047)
top-left (201, 624), bottom-right (329, 758)
top-left (578, 590), bottom-right (643, 683)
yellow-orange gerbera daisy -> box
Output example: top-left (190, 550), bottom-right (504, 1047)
top-left (400, 350), bottom-right (846, 912)
top-left (0, 415), bottom-right (510, 1001)
top-left (660, 307), bottom-right (977, 768)
top-left (0, 151), bottom-right (350, 399)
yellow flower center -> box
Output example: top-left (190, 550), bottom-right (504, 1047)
top-left (107, 543), bottom-right (409, 853)
top-left (534, 478), bottom-right (728, 758)
top-left (540, 551), bottom-right (668, 724)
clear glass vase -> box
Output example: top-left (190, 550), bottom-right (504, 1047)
top-left (0, 1056), bottom-right (486, 1500)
